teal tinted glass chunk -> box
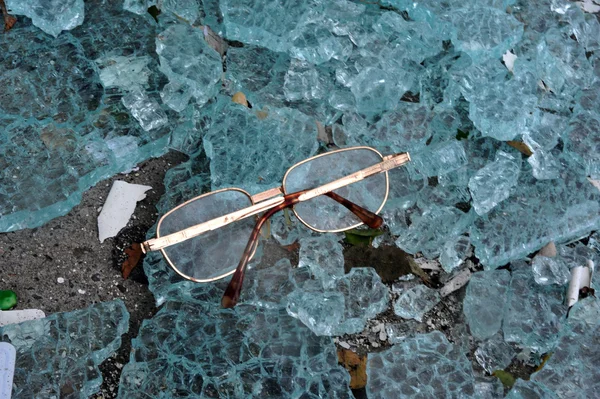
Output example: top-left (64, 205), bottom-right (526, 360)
top-left (469, 151), bottom-right (521, 216)
top-left (6, 0), bottom-right (85, 37)
top-left (1, 300), bottom-right (129, 398)
top-left (393, 284), bottom-right (441, 322)
top-left (464, 270), bottom-right (510, 340)
top-left (200, 97), bottom-right (318, 192)
top-left (156, 24), bottom-right (223, 110)
top-left (118, 301), bottom-right (352, 398)
top-left (502, 266), bottom-right (567, 353)
top-left (449, 7), bottom-right (523, 61)
top-left (367, 332), bottom-right (475, 398)
top-left (474, 334), bottom-right (516, 373)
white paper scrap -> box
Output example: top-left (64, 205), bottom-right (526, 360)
top-left (0, 342), bottom-right (16, 399)
top-left (98, 181), bottom-right (152, 242)
top-left (0, 309), bottom-right (46, 327)
top-left (578, 0), bottom-right (600, 13)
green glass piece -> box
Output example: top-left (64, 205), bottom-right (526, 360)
top-left (0, 290), bottom-right (17, 310)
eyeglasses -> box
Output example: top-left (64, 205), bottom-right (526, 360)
top-left (141, 146), bottom-right (410, 308)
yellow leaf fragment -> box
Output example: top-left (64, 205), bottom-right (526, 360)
top-left (337, 348), bottom-right (368, 389)
top-left (506, 141), bottom-right (533, 157)
top-left (232, 92), bottom-right (249, 107)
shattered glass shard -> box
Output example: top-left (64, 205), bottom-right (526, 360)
top-left (470, 167), bottom-right (600, 268)
top-left (458, 64), bottom-right (538, 141)
top-left (123, 0), bottom-right (156, 15)
top-left (367, 332), bottom-right (475, 398)
top-left (394, 284), bottom-right (441, 322)
top-left (531, 255), bottom-right (570, 286)
top-left (287, 268), bottom-right (389, 336)
top-left (565, 111), bottom-right (600, 179)
top-left (527, 149), bottom-right (561, 180)
top-left (373, 12), bottom-right (444, 64)
top-left (350, 68), bottom-right (403, 119)
top-left (159, 0), bottom-right (202, 23)
top-left (474, 376), bottom-right (505, 399)
top-left (6, 0), bottom-right (85, 37)
top-left (201, 98), bottom-right (319, 191)
top-left (384, 320), bottom-right (420, 344)
top-left (118, 301), bottom-right (352, 398)
top-left (121, 89), bottom-right (169, 131)
top-left (463, 269), bottom-right (511, 340)
top-left (474, 334), bottom-right (516, 374)
top-left (96, 55), bottom-right (152, 90)
top-left (220, 0), bottom-right (319, 52)
top-left (449, 7), bottom-right (523, 61)
top-left (159, 81), bottom-right (194, 113)
top-left (286, 287), bottom-right (346, 336)
top-left (469, 151), bottom-right (521, 216)
top-left (407, 140), bottom-right (468, 179)
top-left (242, 258), bottom-right (296, 309)
top-left (535, 28), bottom-right (594, 96)
top-left (440, 235), bottom-right (471, 273)
top-left (289, 23), bottom-right (353, 65)
top-left (529, 297), bottom-right (600, 398)
top-left (156, 24), bottom-right (222, 110)
top-left (395, 205), bottom-right (474, 258)
top-left (270, 211), bottom-right (314, 246)
top-left (283, 61), bottom-right (331, 102)
top-left (503, 264), bottom-right (567, 353)
top-left (1, 300), bottom-right (129, 398)
top-left (505, 379), bottom-right (559, 399)
top-left (336, 267), bottom-right (389, 326)
top-left (225, 45), bottom-right (290, 108)
top-left (0, 1), bottom-right (179, 233)
top-left (298, 235), bottom-right (345, 287)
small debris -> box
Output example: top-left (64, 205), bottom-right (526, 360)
top-left (232, 92), bottom-right (248, 107)
top-left (502, 50), bottom-right (517, 72)
top-left (567, 260), bottom-right (594, 307)
top-left (0, 290), bottom-right (17, 310)
top-left (97, 181), bottom-right (152, 243)
top-left (440, 268), bottom-right (472, 297)
top-left (122, 242), bottom-right (143, 279)
top-left (506, 140), bottom-right (533, 156)
top-left (57, 277), bottom-right (65, 284)
top-left (337, 348), bottom-right (368, 389)
top-left (538, 241), bottom-right (557, 258)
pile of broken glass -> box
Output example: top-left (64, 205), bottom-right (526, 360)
top-left (1, 0), bottom-right (600, 397)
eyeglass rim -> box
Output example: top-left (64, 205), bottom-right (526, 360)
top-left (281, 146), bottom-right (390, 233)
top-left (154, 145), bottom-right (394, 281)
top-left (156, 187), bottom-right (256, 283)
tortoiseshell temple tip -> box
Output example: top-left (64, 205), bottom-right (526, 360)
top-left (221, 294), bottom-right (237, 309)
top-left (324, 191), bottom-right (383, 229)
top-left (371, 215), bottom-right (384, 229)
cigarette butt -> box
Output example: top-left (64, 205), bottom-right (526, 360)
top-left (567, 264), bottom-right (593, 307)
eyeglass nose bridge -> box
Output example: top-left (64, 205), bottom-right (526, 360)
top-left (251, 186), bottom-right (284, 203)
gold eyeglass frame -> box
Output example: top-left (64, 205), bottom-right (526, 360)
top-left (141, 146), bottom-right (410, 306)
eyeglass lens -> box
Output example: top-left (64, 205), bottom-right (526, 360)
top-left (284, 147), bottom-right (388, 231)
top-left (158, 189), bottom-right (255, 281)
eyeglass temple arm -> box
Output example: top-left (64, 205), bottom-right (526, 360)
top-left (324, 191), bottom-right (383, 229)
top-left (221, 199), bottom-right (289, 308)
top-left (221, 191), bottom-right (383, 308)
